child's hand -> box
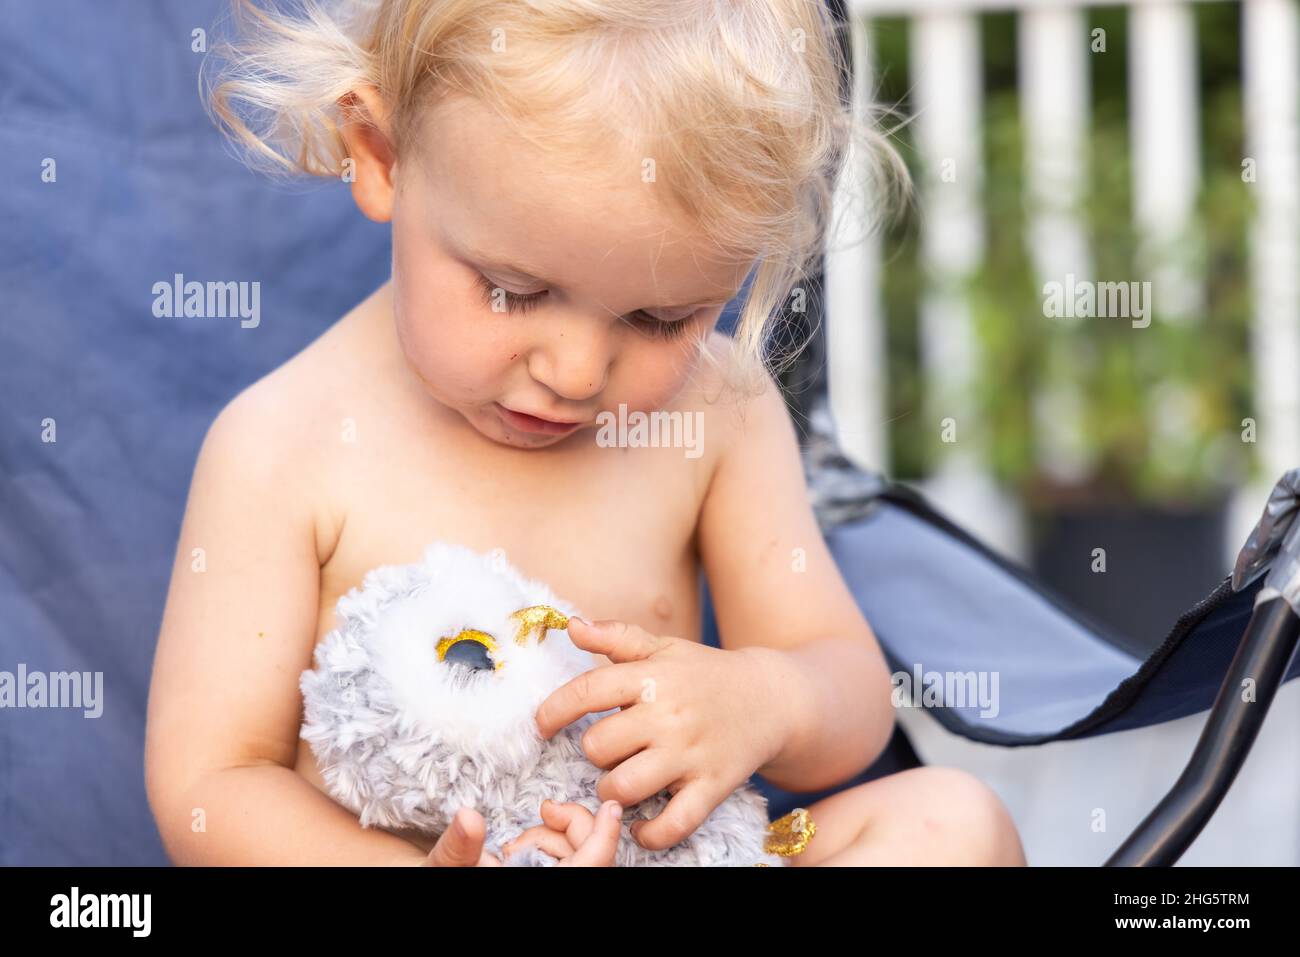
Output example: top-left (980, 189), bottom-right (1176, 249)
top-left (502, 798), bottom-right (623, 866)
top-left (535, 617), bottom-right (790, 852)
top-left (419, 807), bottom-right (503, 866)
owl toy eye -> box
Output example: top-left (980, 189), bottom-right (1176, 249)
top-left (435, 629), bottom-right (501, 671)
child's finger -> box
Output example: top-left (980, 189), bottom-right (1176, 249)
top-left (566, 617), bottom-right (665, 663)
top-left (540, 799), bottom-right (596, 843)
top-left (535, 666), bottom-right (643, 739)
top-left (580, 708), bottom-right (653, 771)
top-left (504, 826), bottom-right (575, 861)
top-left (562, 800), bottom-right (623, 867)
top-left (595, 747), bottom-right (680, 807)
top-left (630, 783), bottom-right (714, 851)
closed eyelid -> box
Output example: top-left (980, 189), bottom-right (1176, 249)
top-left (478, 269), bottom-right (546, 294)
top-left (469, 253), bottom-right (552, 286)
top-left (475, 274), bottom-right (696, 340)
top-left (472, 263), bottom-right (727, 317)
top-left (456, 231), bottom-right (744, 309)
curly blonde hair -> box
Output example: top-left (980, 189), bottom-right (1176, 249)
top-left (206, 0), bottom-right (907, 394)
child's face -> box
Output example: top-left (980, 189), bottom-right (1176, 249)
top-left (384, 94), bottom-right (754, 450)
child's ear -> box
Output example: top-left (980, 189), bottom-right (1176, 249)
top-left (339, 85), bottom-right (397, 223)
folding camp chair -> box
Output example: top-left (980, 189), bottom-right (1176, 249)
top-left (703, 256), bottom-right (1300, 868)
top-left (701, 0), bottom-right (1300, 868)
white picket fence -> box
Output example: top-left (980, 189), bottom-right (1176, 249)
top-left (828, 0), bottom-right (1300, 563)
top-left (829, 0), bottom-right (1300, 866)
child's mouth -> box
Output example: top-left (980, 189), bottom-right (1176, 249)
top-left (495, 403), bottom-right (583, 436)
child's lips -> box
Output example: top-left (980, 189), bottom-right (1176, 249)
top-left (495, 403), bottom-right (583, 435)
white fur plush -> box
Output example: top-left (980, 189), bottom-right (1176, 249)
top-left (300, 541), bottom-right (790, 866)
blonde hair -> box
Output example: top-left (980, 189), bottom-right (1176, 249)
top-left (206, 0), bottom-right (908, 395)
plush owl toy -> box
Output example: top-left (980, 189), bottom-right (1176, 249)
top-left (299, 541), bottom-right (815, 866)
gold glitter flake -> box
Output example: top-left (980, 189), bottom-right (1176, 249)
top-left (509, 605), bottom-right (569, 645)
top-left (764, 807), bottom-right (817, 857)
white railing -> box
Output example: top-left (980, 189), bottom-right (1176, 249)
top-left (828, 0), bottom-right (1300, 561)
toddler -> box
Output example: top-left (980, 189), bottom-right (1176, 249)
top-left (145, 0), bottom-right (1026, 867)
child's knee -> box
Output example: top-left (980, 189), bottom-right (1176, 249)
top-left (910, 766), bottom-right (1026, 866)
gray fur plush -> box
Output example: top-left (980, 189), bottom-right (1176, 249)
top-left (300, 542), bottom-right (790, 866)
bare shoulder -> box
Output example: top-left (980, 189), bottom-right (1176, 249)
top-left (195, 305), bottom-right (374, 562)
top-left (204, 338), bottom-right (328, 490)
top-left (216, 291), bottom-right (376, 426)
top-left (682, 330), bottom-right (796, 469)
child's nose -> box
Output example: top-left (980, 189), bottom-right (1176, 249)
top-left (526, 318), bottom-right (612, 401)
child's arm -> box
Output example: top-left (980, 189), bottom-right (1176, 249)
top-left (144, 390), bottom-right (426, 866)
top-left (695, 365), bottom-right (896, 791)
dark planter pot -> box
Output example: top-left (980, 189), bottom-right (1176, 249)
top-left (1029, 498), bottom-right (1230, 659)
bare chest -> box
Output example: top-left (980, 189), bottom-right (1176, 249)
top-left (312, 421), bottom-right (711, 650)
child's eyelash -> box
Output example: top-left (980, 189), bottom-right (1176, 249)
top-left (474, 272), bottom-right (693, 341)
top-left (476, 272), bottom-right (545, 316)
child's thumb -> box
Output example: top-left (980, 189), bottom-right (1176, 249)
top-left (425, 808), bottom-right (486, 867)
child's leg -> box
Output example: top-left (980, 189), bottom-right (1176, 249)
top-left (785, 766), bottom-right (1027, 866)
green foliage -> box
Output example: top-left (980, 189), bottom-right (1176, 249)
top-left (872, 4), bottom-right (1255, 505)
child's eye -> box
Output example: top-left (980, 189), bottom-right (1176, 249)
top-left (623, 310), bottom-right (695, 342)
top-left (476, 273), bottom-right (545, 315)
top-left (476, 272), bottom-right (694, 341)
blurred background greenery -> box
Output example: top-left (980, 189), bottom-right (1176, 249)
top-left (872, 2), bottom-right (1256, 509)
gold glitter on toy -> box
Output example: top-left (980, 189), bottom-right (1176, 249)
top-left (436, 629), bottom-right (503, 670)
top-left (764, 807), bottom-right (817, 857)
top-left (510, 605), bottom-right (569, 645)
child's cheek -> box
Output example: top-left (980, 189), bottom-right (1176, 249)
top-left (613, 341), bottom-right (699, 414)
top-left (392, 306), bottom-right (465, 390)
top-left (395, 307), bottom-right (500, 400)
